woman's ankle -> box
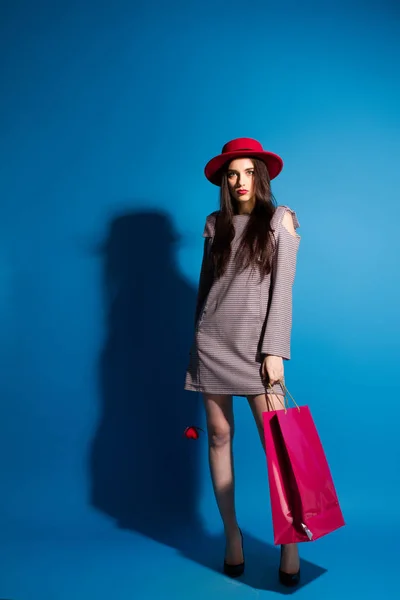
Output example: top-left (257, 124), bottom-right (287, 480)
top-left (281, 543), bottom-right (298, 551)
top-left (224, 523), bottom-right (241, 538)
top-left (280, 543), bottom-right (300, 572)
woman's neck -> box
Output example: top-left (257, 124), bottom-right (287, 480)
top-left (237, 197), bottom-right (256, 215)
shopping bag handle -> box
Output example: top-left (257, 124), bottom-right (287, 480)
top-left (267, 380), bottom-right (300, 413)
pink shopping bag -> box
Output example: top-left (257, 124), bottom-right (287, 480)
top-left (263, 385), bottom-right (345, 545)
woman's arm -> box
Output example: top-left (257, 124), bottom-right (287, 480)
top-left (194, 237), bottom-right (214, 326)
top-left (193, 213), bottom-right (217, 326)
top-left (260, 208), bottom-right (300, 381)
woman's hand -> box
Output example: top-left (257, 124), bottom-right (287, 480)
top-left (262, 355), bottom-right (284, 386)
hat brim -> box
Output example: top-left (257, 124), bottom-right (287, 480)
top-left (204, 150), bottom-right (283, 186)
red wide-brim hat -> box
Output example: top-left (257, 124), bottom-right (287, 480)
top-left (204, 137), bottom-right (283, 186)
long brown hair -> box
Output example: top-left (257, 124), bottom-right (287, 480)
top-left (210, 158), bottom-right (277, 279)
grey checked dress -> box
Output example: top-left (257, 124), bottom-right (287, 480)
top-left (184, 205), bottom-right (300, 397)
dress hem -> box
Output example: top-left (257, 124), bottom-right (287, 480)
top-left (184, 385), bottom-right (284, 395)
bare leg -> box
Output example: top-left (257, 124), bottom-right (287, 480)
top-left (203, 393), bottom-right (243, 565)
top-left (247, 392), bottom-right (300, 574)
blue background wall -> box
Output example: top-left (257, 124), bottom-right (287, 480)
top-left (1, 1), bottom-right (399, 598)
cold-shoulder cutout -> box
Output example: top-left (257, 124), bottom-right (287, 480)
top-left (282, 209), bottom-right (298, 237)
top-left (273, 205), bottom-right (300, 240)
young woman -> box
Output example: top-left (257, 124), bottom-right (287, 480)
top-left (184, 137), bottom-right (301, 587)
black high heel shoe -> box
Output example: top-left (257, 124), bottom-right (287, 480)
top-left (223, 528), bottom-right (244, 578)
top-left (279, 545), bottom-right (300, 587)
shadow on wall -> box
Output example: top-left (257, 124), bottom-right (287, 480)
top-left (89, 209), bottom-right (203, 542)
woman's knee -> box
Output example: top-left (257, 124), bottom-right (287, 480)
top-left (207, 422), bottom-right (233, 448)
top-left (203, 394), bottom-right (233, 448)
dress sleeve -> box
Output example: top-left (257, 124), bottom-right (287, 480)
top-left (194, 213), bottom-right (217, 325)
top-left (260, 207), bottom-right (300, 360)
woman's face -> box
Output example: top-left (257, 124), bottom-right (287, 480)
top-left (226, 158), bottom-right (255, 205)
